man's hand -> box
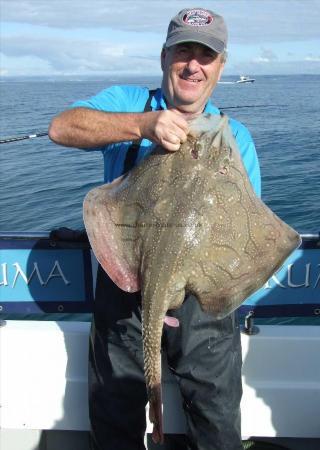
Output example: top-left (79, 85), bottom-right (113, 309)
top-left (140, 110), bottom-right (189, 152)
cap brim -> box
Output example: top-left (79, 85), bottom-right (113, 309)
top-left (165, 32), bottom-right (225, 53)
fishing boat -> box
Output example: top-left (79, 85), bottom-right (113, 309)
top-left (218, 75), bottom-right (255, 85)
top-left (0, 231), bottom-right (319, 450)
top-left (237, 75), bottom-right (255, 83)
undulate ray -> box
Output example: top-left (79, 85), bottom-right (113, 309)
top-left (83, 113), bottom-right (301, 443)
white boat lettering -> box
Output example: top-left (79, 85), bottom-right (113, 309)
top-left (0, 263), bottom-right (8, 287)
top-left (0, 261), bottom-right (70, 288)
top-left (265, 274), bottom-right (286, 289)
top-left (314, 266), bottom-right (320, 288)
top-left (265, 263), bottom-right (319, 289)
top-left (12, 262), bottom-right (45, 287)
top-left (287, 263), bottom-right (311, 288)
top-left (45, 261), bottom-right (70, 286)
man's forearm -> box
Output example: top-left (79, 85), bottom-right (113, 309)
top-left (48, 107), bottom-right (189, 151)
top-left (48, 107), bottom-right (150, 148)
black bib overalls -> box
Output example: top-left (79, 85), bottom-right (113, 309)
top-left (88, 90), bottom-right (243, 450)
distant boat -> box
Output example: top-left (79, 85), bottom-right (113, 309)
top-left (218, 75), bottom-right (255, 85)
top-left (236, 75), bottom-right (255, 83)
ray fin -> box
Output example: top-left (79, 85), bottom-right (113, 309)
top-left (83, 175), bottom-right (141, 292)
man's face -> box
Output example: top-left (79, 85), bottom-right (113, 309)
top-left (161, 42), bottom-right (225, 114)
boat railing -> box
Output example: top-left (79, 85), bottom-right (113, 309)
top-left (0, 231), bottom-right (319, 240)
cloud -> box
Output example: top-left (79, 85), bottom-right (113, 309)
top-left (2, 0), bottom-right (320, 43)
top-left (1, 34), bottom-right (161, 75)
top-left (305, 55), bottom-right (320, 62)
top-left (1, 0), bottom-right (320, 76)
top-left (254, 48), bottom-right (278, 63)
top-left (230, 58), bottom-right (320, 76)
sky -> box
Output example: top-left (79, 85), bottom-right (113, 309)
top-left (1, 0), bottom-right (320, 77)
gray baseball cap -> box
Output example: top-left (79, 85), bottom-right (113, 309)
top-left (165, 7), bottom-right (228, 53)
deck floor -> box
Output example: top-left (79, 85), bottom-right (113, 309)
top-left (3, 430), bottom-right (319, 450)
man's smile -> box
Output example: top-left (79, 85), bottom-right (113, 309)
top-left (180, 74), bottom-right (203, 84)
top-left (182, 78), bottom-right (201, 82)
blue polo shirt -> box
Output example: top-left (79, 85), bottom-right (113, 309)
top-left (72, 85), bottom-right (261, 196)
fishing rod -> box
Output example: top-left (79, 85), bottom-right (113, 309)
top-left (222, 104), bottom-right (285, 110)
top-left (0, 131), bottom-right (48, 144)
top-left (0, 104), bottom-right (285, 144)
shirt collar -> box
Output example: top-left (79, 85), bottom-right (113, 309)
top-left (151, 88), bottom-right (220, 115)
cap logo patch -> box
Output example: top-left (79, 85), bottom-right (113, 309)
top-left (183, 9), bottom-right (213, 27)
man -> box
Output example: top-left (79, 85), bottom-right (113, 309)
top-left (49, 7), bottom-right (261, 450)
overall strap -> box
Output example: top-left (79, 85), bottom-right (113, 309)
top-left (122, 89), bottom-right (157, 174)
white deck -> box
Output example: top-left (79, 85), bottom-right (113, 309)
top-left (1, 320), bottom-right (319, 444)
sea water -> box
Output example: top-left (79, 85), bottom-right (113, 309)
top-left (0, 75), bottom-right (319, 234)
